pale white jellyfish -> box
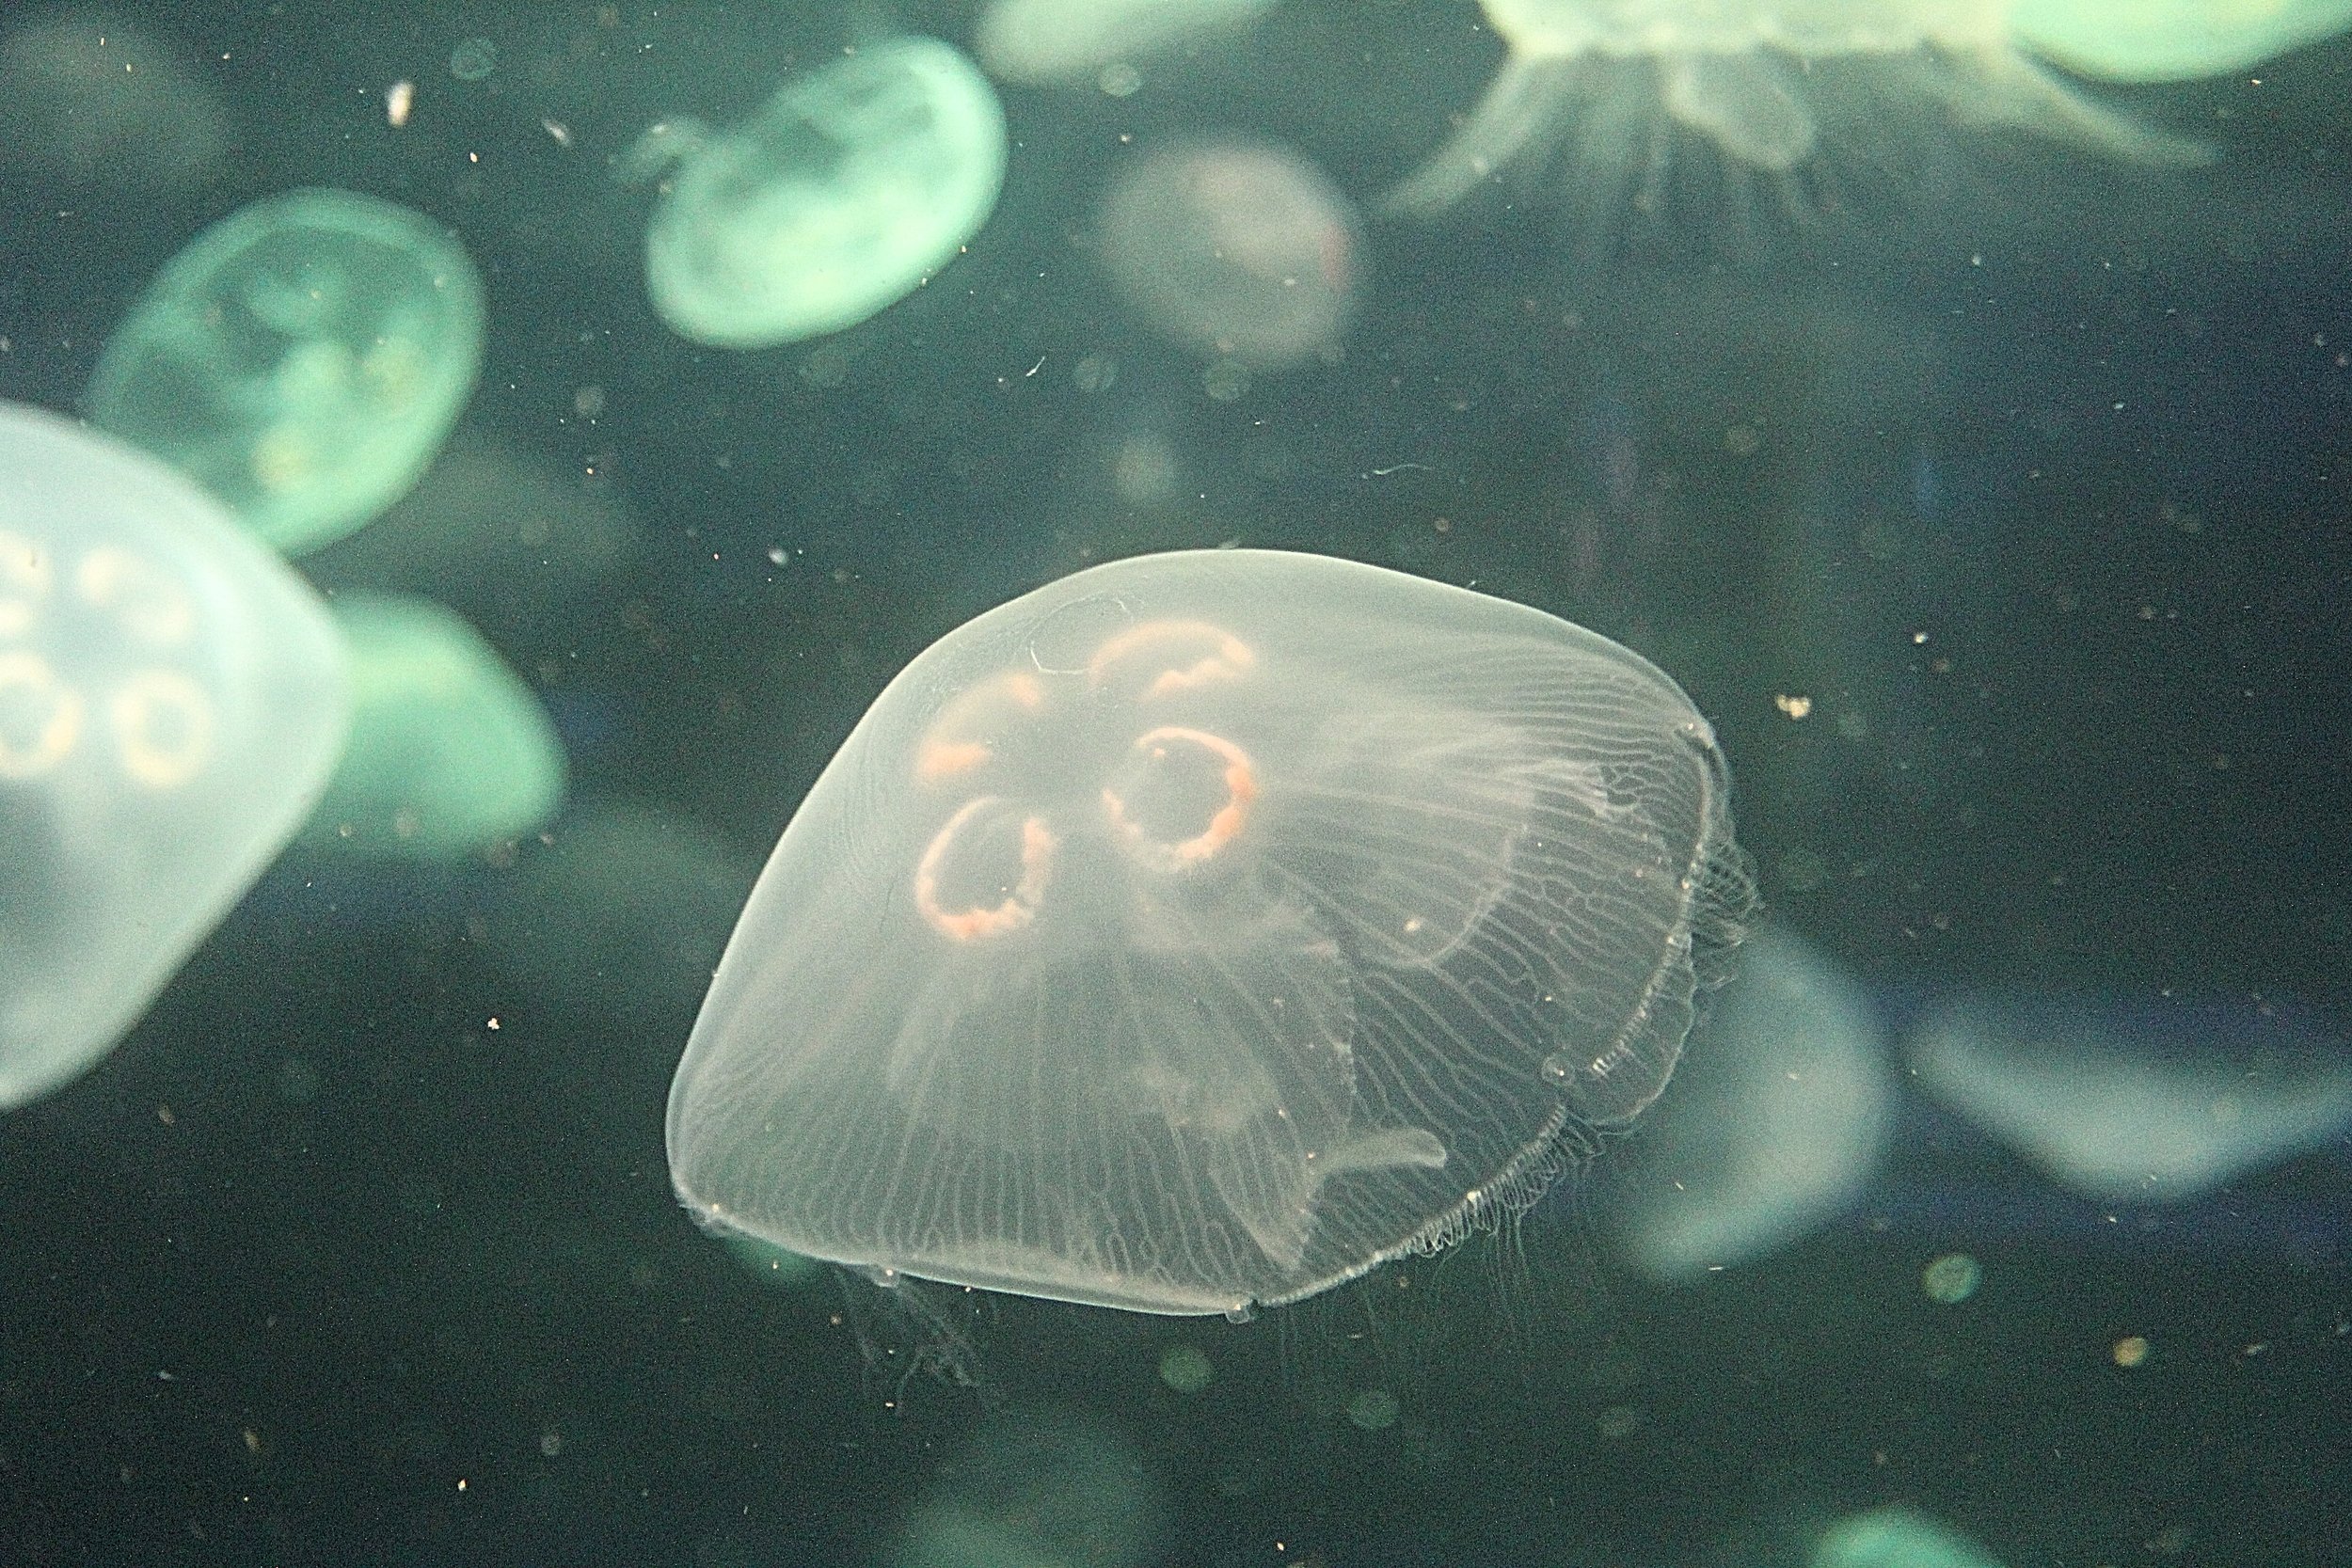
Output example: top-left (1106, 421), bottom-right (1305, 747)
top-left (1385, 0), bottom-right (2221, 213)
top-left (1907, 992), bottom-right (2352, 1202)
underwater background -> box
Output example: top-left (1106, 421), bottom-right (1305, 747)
top-left (2, 2), bottom-right (2348, 1564)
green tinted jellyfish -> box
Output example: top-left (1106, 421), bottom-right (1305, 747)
top-left (0, 402), bottom-right (348, 1111)
top-left (1383, 0), bottom-right (2242, 213)
top-left (668, 550), bottom-right (1751, 1316)
top-left (304, 594), bottom-right (565, 861)
top-left (85, 188), bottom-right (485, 556)
top-left (2009, 0), bottom-right (2352, 82)
top-left (976, 0), bottom-right (1280, 84)
top-left (638, 37), bottom-right (1008, 348)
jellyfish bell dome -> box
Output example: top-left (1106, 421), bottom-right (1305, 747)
top-left (0, 12), bottom-right (232, 192)
top-left (0, 401), bottom-right (348, 1110)
top-left (1385, 0), bottom-right (2217, 215)
top-left (1096, 139), bottom-right (1363, 371)
top-left (666, 549), bottom-right (1753, 1317)
top-left (84, 188), bottom-right (485, 557)
top-left (2007, 0), bottom-right (2352, 83)
top-left (642, 36), bottom-right (1009, 349)
top-left (975, 0), bottom-right (1279, 86)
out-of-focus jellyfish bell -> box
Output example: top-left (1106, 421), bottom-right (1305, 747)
top-left (0, 401), bottom-right (348, 1111)
top-left (1386, 0), bottom-right (2208, 215)
top-left (481, 800), bottom-right (759, 1046)
top-left (84, 189), bottom-right (485, 557)
top-left (1096, 140), bottom-right (1362, 371)
top-left (639, 37), bottom-right (1008, 348)
top-left (895, 1412), bottom-right (1163, 1568)
top-left (0, 12), bottom-right (231, 191)
top-left (1606, 925), bottom-right (1892, 1281)
top-left (1812, 1506), bottom-right (2007, 1568)
top-left (2009, 0), bottom-right (2352, 82)
top-left (976, 0), bottom-right (1279, 86)
top-left (667, 549), bottom-right (1753, 1316)
top-left (1906, 991), bottom-right (2352, 1203)
top-left (301, 594), bottom-right (565, 862)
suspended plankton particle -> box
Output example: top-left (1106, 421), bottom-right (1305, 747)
top-left (1384, 0), bottom-right (2218, 215)
top-left (0, 401), bottom-right (348, 1111)
top-left (85, 188), bottom-right (485, 557)
top-left (640, 37), bottom-right (1008, 349)
top-left (975, 0), bottom-right (1279, 86)
top-left (667, 548), bottom-right (1752, 1317)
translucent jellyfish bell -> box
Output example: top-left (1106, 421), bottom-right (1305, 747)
top-left (641, 37), bottom-right (1008, 348)
top-left (85, 189), bottom-right (485, 557)
top-left (1096, 140), bottom-right (1363, 371)
top-left (302, 594), bottom-right (566, 862)
top-left (1607, 926), bottom-right (1891, 1281)
top-left (0, 12), bottom-right (232, 191)
top-left (1, 402), bottom-right (348, 1111)
top-left (1386, 0), bottom-right (2207, 214)
top-left (976, 0), bottom-right (1279, 86)
top-left (667, 549), bottom-right (1753, 1316)
top-left (2008, 0), bottom-right (2352, 83)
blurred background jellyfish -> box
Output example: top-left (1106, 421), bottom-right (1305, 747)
top-left (0, 402), bottom-right (347, 1110)
top-left (976, 0), bottom-right (1279, 86)
top-left (2009, 0), bottom-right (2352, 84)
top-left (1382, 0), bottom-right (2219, 214)
top-left (1604, 925), bottom-right (1894, 1281)
top-left (300, 594), bottom-right (566, 863)
top-left (300, 430), bottom-right (642, 641)
top-left (84, 188), bottom-right (485, 556)
top-left (481, 799), bottom-right (758, 1049)
top-left (637, 37), bottom-right (1008, 349)
top-left (1096, 139), bottom-right (1362, 371)
top-left (1906, 991), bottom-right (2352, 1203)
top-left (0, 10), bottom-right (231, 192)
top-left (667, 549), bottom-right (1751, 1317)
top-left (892, 1411), bottom-right (1162, 1568)
top-left (1811, 1505), bottom-right (2008, 1568)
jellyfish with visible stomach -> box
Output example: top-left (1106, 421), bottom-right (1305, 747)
top-left (0, 402), bottom-right (348, 1110)
top-left (667, 549), bottom-right (1752, 1317)
top-left (84, 189), bottom-right (485, 557)
top-left (1383, 0), bottom-right (2293, 213)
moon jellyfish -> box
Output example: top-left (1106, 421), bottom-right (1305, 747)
top-left (303, 594), bottom-right (566, 861)
top-left (1385, 0), bottom-right (2206, 214)
top-left (1813, 1507), bottom-right (2006, 1568)
top-left (1907, 991), bottom-right (2352, 1203)
top-left (639, 37), bottom-right (1008, 348)
top-left (1607, 925), bottom-right (1891, 1281)
top-left (0, 402), bottom-right (348, 1111)
top-left (2010, 0), bottom-right (2352, 81)
top-left (895, 1413), bottom-right (1162, 1568)
top-left (667, 549), bottom-right (1752, 1316)
top-left (1097, 140), bottom-right (1362, 371)
top-left (977, 0), bottom-right (1279, 86)
top-left (85, 189), bottom-right (485, 556)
